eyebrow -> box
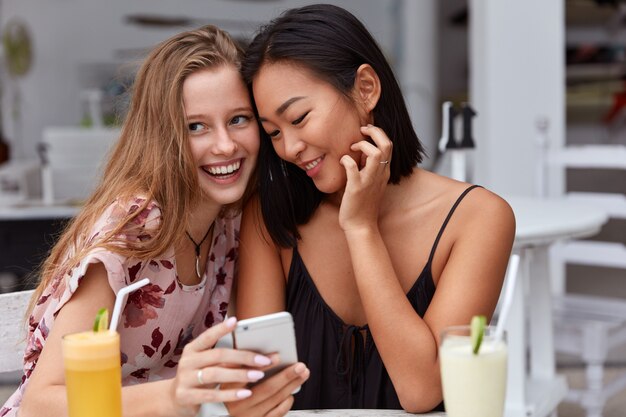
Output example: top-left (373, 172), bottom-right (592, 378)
top-left (186, 106), bottom-right (253, 121)
top-left (258, 96), bottom-right (306, 122)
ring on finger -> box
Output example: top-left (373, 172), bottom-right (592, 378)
top-left (197, 369), bottom-right (204, 385)
top-left (380, 160), bottom-right (389, 165)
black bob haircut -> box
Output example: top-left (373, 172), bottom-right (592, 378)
top-left (242, 3), bottom-right (425, 248)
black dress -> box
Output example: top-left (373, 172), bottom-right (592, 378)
top-left (286, 185), bottom-right (480, 410)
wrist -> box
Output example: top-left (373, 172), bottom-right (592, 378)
top-left (342, 224), bottom-right (379, 239)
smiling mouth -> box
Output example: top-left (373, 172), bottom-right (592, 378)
top-left (203, 160), bottom-right (242, 177)
top-left (304, 156), bottom-right (323, 171)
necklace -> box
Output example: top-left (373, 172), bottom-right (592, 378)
top-left (185, 223), bottom-right (213, 279)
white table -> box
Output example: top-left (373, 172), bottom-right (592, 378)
top-left (504, 196), bottom-right (609, 417)
top-left (0, 199), bottom-right (80, 220)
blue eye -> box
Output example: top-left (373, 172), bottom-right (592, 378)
top-left (188, 122), bottom-right (204, 133)
top-left (230, 114), bottom-right (251, 125)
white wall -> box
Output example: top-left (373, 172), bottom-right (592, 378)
top-left (0, 0), bottom-right (415, 162)
top-left (470, 0), bottom-right (564, 196)
top-left (395, 0), bottom-right (438, 169)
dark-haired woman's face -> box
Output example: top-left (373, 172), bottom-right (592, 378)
top-left (252, 62), bottom-right (367, 195)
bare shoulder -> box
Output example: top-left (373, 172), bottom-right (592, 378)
top-left (448, 186), bottom-right (516, 253)
top-left (462, 186), bottom-right (516, 229)
top-left (409, 170), bottom-right (515, 240)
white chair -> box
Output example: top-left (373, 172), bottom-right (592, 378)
top-left (0, 290), bottom-right (33, 376)
top-left (542, 143), bottom-right (626, 417)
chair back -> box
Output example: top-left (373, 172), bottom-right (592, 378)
top-left (0, 290), bottom-right (34, 373)
top-left (538, 144), bottom-right (626, 292)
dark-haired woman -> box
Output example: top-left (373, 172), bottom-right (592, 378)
top-left (237, 4), bottom-right (515, 413)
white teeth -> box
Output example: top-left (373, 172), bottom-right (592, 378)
top-left (207, 160), bottom-right (240, 175)
top-left (305, 157), bottom-right (322, 171)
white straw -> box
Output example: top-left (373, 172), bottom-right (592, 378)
top-left (110, 278), bottom-right (150, 331)
top-left (494, 254), bottom-right (520, 342)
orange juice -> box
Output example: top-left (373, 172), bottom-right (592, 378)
top-left (62, 330), bottom-right (122, 417)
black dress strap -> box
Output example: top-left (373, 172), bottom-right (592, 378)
top-left (426, 185), bottom-right (482, 265)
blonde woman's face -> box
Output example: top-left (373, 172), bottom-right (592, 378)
top-left (183, 65), bottom-right (259, 207)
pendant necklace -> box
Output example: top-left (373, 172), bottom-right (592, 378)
top-left (185, 223), bottom-right (214, 279)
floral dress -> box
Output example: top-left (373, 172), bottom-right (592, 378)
top-left (0, 197), bottom-right (239, 417)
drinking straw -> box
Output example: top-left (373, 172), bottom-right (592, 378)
top-left (494, 254), bottom-right (520, 342)
top-left (110, 278), bottom-right (150, 331)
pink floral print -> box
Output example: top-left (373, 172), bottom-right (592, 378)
top-left (0, 197), bottom-right (239, 417)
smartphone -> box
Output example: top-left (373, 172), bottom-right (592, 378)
top-left (233, 311), bottom-right (299, 390)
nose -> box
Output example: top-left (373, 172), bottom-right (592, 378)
top-left (211, 127), bottom-right (238, 156)
top-left (282, 132), bottom-right (306, 161)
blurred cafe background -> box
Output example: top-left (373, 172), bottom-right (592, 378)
top-left (0, 1), bottom-right (624, 416)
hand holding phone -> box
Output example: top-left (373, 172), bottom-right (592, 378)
top-left (233, 312), bottom-right (299, 390)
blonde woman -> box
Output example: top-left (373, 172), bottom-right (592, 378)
top-left (1, 25), bottom-right (308, 417)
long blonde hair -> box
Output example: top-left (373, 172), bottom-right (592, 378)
top-left (28, 25), bottom-right (245, 314)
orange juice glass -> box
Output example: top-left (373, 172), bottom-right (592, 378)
top-left (62, 330), bottom-right (122, 417)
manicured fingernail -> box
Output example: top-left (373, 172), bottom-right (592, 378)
top-left (254, 355), bottom-right (272, 366)
top-left (225, 317), bottom-right (237, 328)
top-left (237, 389), bottom-right (252, 399)
top-left (248, 370), bottom-right (264, 381)
top-left (294, 363), bottom-right (307, 374)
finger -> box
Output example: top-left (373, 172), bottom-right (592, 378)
top-left (188, 347), bottom-right (274, 370)
top-left (349, 141), bottom-right (386, 168)
top-left (176, 387), bottom-right (253, 406)
top-left (186, 316), bottom-right (238, 352)
top-left (265, 396), bottom-right (295, 417)
top-left (253, 363), bottom-right (309, 399)
top-left (233, 363), bottom-right (305, 412)
top-left (360, 124), bottom-right (393, 157)
top-left (340, 154), bottom-right (361, 183)
top-left (350, 138), bottom-right (380, 158)
top-left (252, 364), bottom-right (309, 414)
top-left (195, 367), bottom-right (266, 386)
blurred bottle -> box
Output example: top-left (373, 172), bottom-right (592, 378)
top-left (0, 105), bottom-right (9, 164)
top-left (79, 89), bottom-right (104, 128)
top-left (0, 138), bottom-right (8, 163)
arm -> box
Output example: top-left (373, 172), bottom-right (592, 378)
top-left (19, 263), bottom-right (301, 417)
top-left (339, 126), bottom-right (515, 412)
top-left (236, 196), bottom-right (287, 319)
top-left (347, 191), bottom-right (514, 412)
top-left (227, 196), bottom-right (311, 415)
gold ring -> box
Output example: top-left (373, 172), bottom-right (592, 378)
top-left (197, 369), bottom-right (204, 385)
top-left (380, 160), bottom-right (389, 165)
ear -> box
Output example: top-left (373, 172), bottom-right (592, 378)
top-left (353, 64), bottom-right (381, 113)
